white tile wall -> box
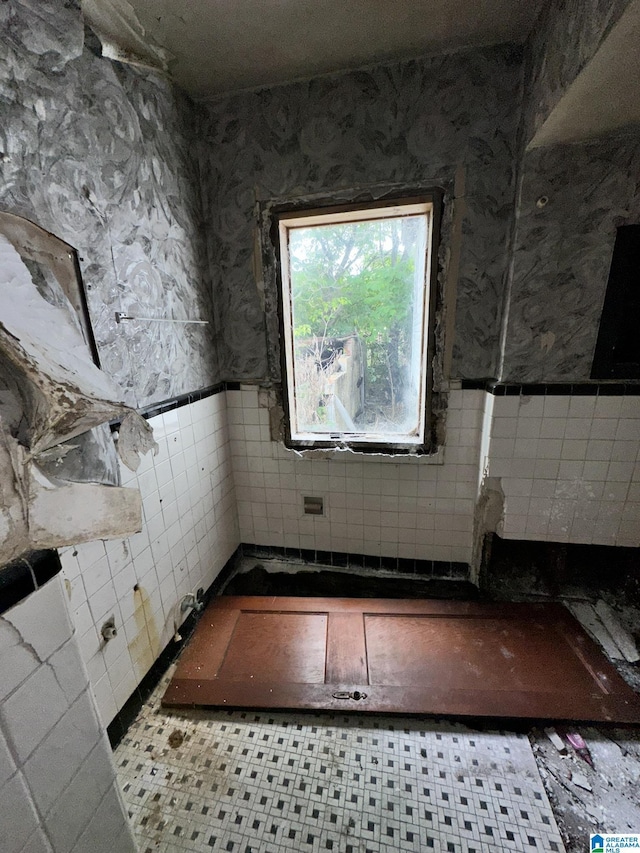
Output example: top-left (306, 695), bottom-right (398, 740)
top-left (53, 385), bottom-right (639, 736)
top-left (230, 385), bottom-right (640, 561)
top-left (59, 391), bottom-right (239, 728)
top-left (485, 393), bottom-right (640, 546)
top-left (228, 385), bottom-right (485, 564)
top-left (0, 576), bottom-right (136, 853)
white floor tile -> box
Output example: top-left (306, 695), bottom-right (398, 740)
top-left (116, 675), bottom-right (565, 853)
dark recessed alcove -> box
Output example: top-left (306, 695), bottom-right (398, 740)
top-left (592, 223), bottom-right (640, 380)
top-left (482, 534), bottom-right (640, 604)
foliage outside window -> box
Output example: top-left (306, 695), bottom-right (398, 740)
top-left (276, 197), bottom-right (437, 451)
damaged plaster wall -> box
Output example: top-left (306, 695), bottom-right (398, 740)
top-left (0, 233), bottom-right (150, 566)
top-left (196, 44), bottom-right (523, 383)
top-left (0, 0), bottom-right (240, 728)
top-left (501, 130), bottom-right (640, 382)
top-left (0, 0), bottom-right (218, 408)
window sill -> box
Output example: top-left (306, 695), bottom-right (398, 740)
top-left (279, 440), bottom-right (445, 464)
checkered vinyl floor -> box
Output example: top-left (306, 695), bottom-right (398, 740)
top-left (115, 668), bottom-right (565, 853)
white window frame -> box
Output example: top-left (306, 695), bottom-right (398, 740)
top-left (275, 194), bottom-right (440, 454)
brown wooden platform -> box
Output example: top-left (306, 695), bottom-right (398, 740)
top-left (162, 596), bottom-right (640, 723)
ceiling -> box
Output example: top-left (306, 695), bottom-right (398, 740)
top-left (82, 0), bottom-right (544, 99)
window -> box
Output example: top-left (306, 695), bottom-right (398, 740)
top-left (275, 194), bottom-right (439, 452)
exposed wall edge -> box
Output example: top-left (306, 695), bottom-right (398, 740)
top-left (0, 549), bottom-right (62, 615)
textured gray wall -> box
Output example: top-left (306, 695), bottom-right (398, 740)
top-left (197, 45), bottom-right (523, 382)
top-left (502, 130), bottom-right (640, 381)
top-left (0, 0), bottom-right (218, 408)
top-left (524, 0), bottom-right (631, 142)
top-left (4, 1), bottom-right (637, 397)
top-left (503, 0), bottom-right (640, 382)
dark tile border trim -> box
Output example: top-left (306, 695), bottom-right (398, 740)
top-left (0, 550), bottom-right (62, 616)
top-left (457, 379), bottom-right (488, 390)
top-left (110, 381), bottom-right (247, 431)
top-left (138, 381), bottom-right (226, 420)
top-left (112, 376), bottom-right (640, 433)
top-left (460, 379), bottom-right (640, 396)
top-left (240, 543), bottom-right (469, 580)
top-left (107, 546), bottom-right (242, 749)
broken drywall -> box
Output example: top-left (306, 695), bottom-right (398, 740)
top-left (0, 421), bottom-right (141, 565)
top-left (116, 410), bottom-right (158, 471)
top-left (471, 475), bottom-right (505, 584)
top-left (81, 0), bottom-right (172, 74)
top-left (0, 234), bottom-right (131, 452)
top-left (0, 233), bottom-right (152, 566)
top-left (35, 423), bottom-right (120, 486)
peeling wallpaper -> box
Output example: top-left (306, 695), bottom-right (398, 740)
top-left (197, 45), bottom-right (523, 382)
top-left (502, 131), bottom-right (640, 382)
top-left (0, 0), bottom-right (218, 408)
top-left (524, 0), bottom-right (631, 142)
top-left (2, 0), bottom-right (638, 404)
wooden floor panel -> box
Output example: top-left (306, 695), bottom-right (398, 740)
top-left (162, 596), bottom-right (640, 723)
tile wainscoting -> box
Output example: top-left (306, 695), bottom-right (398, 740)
top-left (58, 391), bottom-right (239, 729)
top-left (56, 382), bottom-right (639, 732)
top-left (485, 391), bottom-right (640, 546)
top-left (0, 574), bottom-right (136, 853)
top-left (228, 386), bottom-right (484, 566)
top-left (229, 383), bottom-right (640, 563)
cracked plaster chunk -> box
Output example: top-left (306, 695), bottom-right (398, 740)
top-left (0, 424), bottom-right (28, 550)
top-left (28, 475), bottom-right (142, 555)
top-left (116, 411), bottom-right (158, 472)
top-left (0, 425), bottom-right (142, 566)
top-left (0, 230), bottom-right (153, 564)
top-left (0, 234), bottom-right (129, 454)
top-left (595, 599), bottom-right (640, 663)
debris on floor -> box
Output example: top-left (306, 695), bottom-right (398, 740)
top-left (113, 553), bottom-right (640, 853)
top-left (594, 600), bottom-right (640, 663)
top-left (483, 548), bottom-right (640, 851)
top-left (569, 771), bottom-right (591, 792)
top-left (545, 728), bottom-right (567, 754)
top-left (168, 729), bottom-right (185, 748)
top-left (530, 725), bottom-right (640, 853)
